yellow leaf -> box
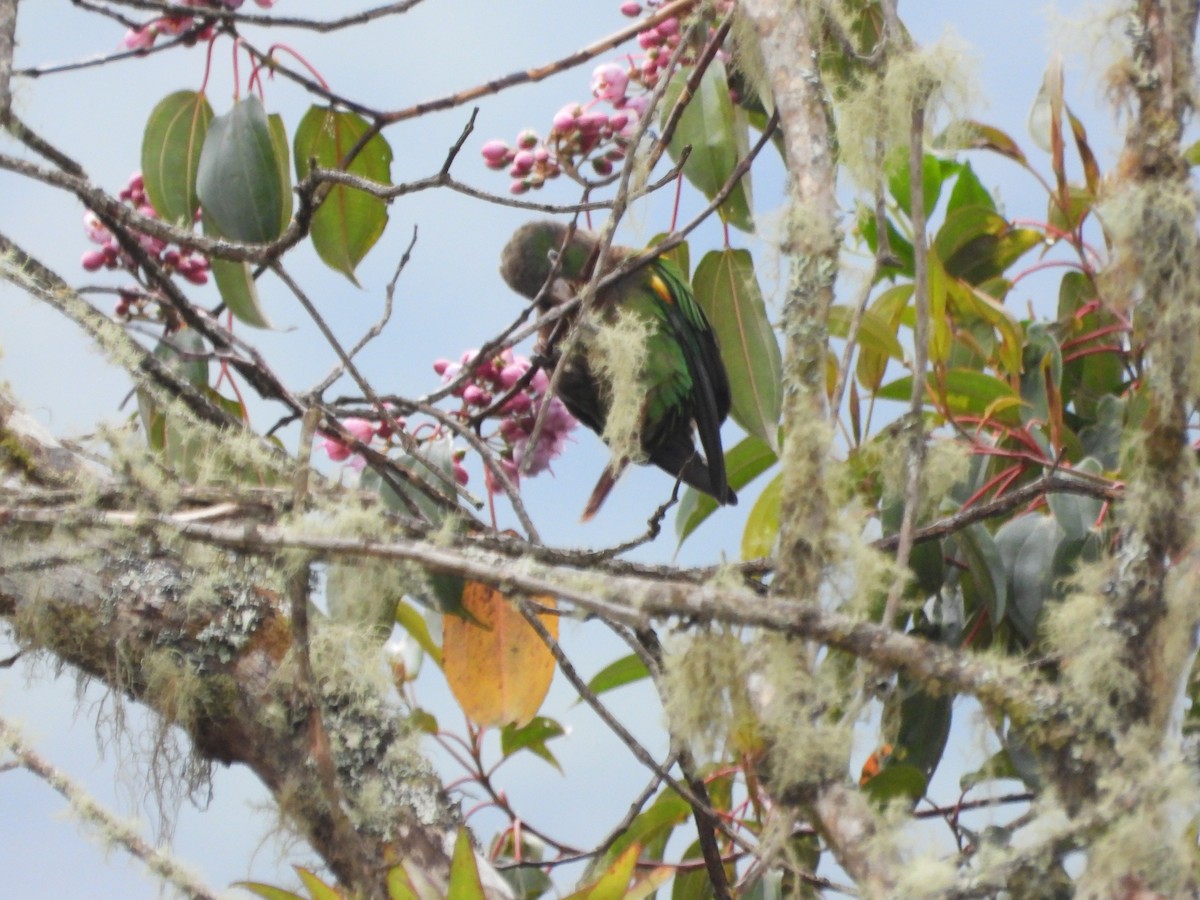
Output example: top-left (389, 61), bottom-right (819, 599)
top-left (443, 583), bottom-right (557, 728)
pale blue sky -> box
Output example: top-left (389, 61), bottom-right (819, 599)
top-left (0, 2), bottom-right (1123, 896)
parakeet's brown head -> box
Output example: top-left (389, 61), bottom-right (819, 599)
top-left (499, 220), bottom-right (599, 300)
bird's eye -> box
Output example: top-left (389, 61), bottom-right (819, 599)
top-left (546, 249), bottom-right (560, 265)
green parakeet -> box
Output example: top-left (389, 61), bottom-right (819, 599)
top-left (499, 220), bottom-right (737, 517)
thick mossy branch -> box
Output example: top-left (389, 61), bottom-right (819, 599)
top-left (739, 0), bottom-right (839, 602)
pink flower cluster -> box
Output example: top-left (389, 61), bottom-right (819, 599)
top-left (619, 3), bottom-right (683, 86)
top-left (81, 173), bottom-right (211, 320)
top-left (319, 414), bottom-right (412, 471)
top-left (480, 1), bottom-right (689, 193)
top-left (434, 349), bottom-right (577, 490)
top-left (122, 0), bottom-right (276, 50)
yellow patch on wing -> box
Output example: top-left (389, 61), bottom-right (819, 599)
top-left (648, 272), bottom-right (673, 304)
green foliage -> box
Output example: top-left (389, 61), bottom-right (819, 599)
top-left (141, 90), bottom-right (212, 225)
top-left (293, 105), bottom-right (392, 284)
top-left (662, 58), bottom-right (754, 232)
top-left (196, 96), bottom-right (289, 244)
top-left (692, 248), bottom-right (782, 450)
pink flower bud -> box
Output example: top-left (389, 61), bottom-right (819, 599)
top-left (433, 358), bottom-right (453, 376)
top-left (453, 462), bottom-right (469, 486)
top-left (462, 384), bottom-right (491, 406)
top-left (577, 110), bottom-right (610, 134)
top-left (517, 129), bottom-right (539, 150)
top-left (592, 158), bottom-right (614, 177)
top-left (511, 150), bottom-right (535, 175)
top-left (481, 141), bottom-right (511, 169)
top-left (122, 26), bottom-right (156, 50)
top-left (81, 250), bottom-right (107, 271)
top-left (637, 29), bottom-right (661, 49)
top-left (552, 104), bottom-right (581, 132)
top-left (608, 112), bottom-right (629, 133)
top-left (657, 16), bottom-right (679, 36)
top-left (510, 180), bottom-right (529, 195)
top-left (498, 362), bottom-right (527, 389)
top-left (620, 1), bottom-right (642, 15)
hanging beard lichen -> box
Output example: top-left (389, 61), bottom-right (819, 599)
top-left (587, 312), bottom-right (653, 466)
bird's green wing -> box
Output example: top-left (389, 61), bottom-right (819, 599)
top-left (634, 256), bottom-right (731, 498)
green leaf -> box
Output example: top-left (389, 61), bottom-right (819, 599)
top-left (268, 113), bottom-right (294, 234)
top-left (741, 470), bottom-right (782, 560)
top-left (1186, 137), bottom-right (1200, 167)
top-left (828, 304), bottom-right (905, 360)
top-left (862, 764), bottom-right (926, 804)
top-left (294, 105), bottom-right (392, 284)
top-left (500, 716), bottom-right (565, 771)
top-left (692, 249), bottom-right (782, 449)
top-left (591, 792), bottom-right (689, 879)
top-left (878, 369), bottom-right (1021, 422)
top-left (236, 882), bottom-right (307, 900)
top-left (953, 522), bottom-right (1008, 626)
top-left (141, 90), bottom-right (213, 225)
top-left (1020, 324), bottom-right (1063, 426)
top-left (1046, 458), bottom-right (1103, 539)
top-left (671, 839), bottom-right (714, 900)
top-left (934, 206), bottom-right (1043, 285)
top-left (136, 329), bottom-right (211, 474)
top-left (496, 862), bottom-right (552, 900)
top-left (890, 678), bottom-right (953, 782)
top-left (676, 434), bottom-right (777, 545)
top-left (394, 600), bottom-right (443, 668)
top-left (856, 283), bottom-right (913, 392)
top-left (960, 747), bottom-right (1021, 790)
top-left (295, 868), bottom-right (342, 900)
top-left (946, 278), bottom-right (1024, 378)
top-left (202, 210), bottom-right (272, 328)
top-left (662, 58), bottom-right (754, 232)
top-left (936, 120), bottom-right (1029, 167)
top-left (584, 654), bottom-right (651, 698)
top-left (886, 148), bottom-right (946, 220)
top-left (995, 513), bottom-right (1064, 643)
top-left (448, 829), bottom-right (486, 900)
top-left (945, 161), bottom-right (996, 215)
top-left (197, 96), bottom-right (287, 243)
top-left (1048, 183), bottom-right (1093, 235)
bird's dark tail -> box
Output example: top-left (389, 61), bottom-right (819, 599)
top-left (652, 434), bottom-right (737, 506)
top-left (677, 454), bottom-right (738, 506)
